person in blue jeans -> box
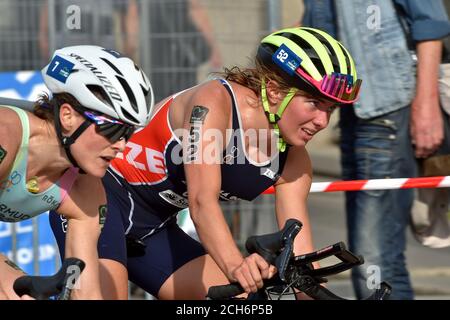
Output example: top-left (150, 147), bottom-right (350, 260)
top-left (302, 0), bottom-right (450, 299)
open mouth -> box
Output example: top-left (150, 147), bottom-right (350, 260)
top-left (302, 128), bottom-right (315, 137)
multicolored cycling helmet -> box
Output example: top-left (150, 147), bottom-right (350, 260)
top-left (42, 45), bottom-right (154, 170)
top-left (257, 27), bottom-right (362, 151)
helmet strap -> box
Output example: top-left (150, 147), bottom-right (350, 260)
top-left (261, 78), bottom-right (298, 152)
top-left (53, 106), bottom-right (91, 174)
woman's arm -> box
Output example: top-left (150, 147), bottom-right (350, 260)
top-left (274, 146), bottom-right (318, 299)
top-left (0, 109), bottom-right (32, 299)
top-left (0, 254), bottom-right (27, 299)
top-left (0, 107), bottom-right (22, 177)
top-left (182, 83), bottom-right (274, 293)
top-left (274, 146), bottom-right (315, 257)
top-left (56, 174), bottom-right (104, 300)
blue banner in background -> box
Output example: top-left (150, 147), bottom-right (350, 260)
top-left (0, 213), bottom-right (58, 275)
top-left (0, 71), bottom-right (47, 101)
top-left (0, 71), bottom-right (57, 276)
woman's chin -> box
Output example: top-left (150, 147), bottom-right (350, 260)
top-left (285, 137), bottom-right (307, 148)
top-left (82, 165), bottom-right (108, 178)
top-left (278, 131), bottom-right (311, 148)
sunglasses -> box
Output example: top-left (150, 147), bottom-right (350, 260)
top-left (296, 67), bottom-right (362, 104)
top-left (82, 111), bottom-right (135, 143)
top-left (271, 44), bottom-right (362, 104)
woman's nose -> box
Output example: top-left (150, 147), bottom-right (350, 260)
top-left (312, 110), bottom-right (329, 129)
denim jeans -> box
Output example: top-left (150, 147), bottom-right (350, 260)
top-left (339, 106), bottom-right (417, 300)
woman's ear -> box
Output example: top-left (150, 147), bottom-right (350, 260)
top-left (265, 80), bottom-right (284, 106)
top-left (59, 103), bottom-right (78, 132)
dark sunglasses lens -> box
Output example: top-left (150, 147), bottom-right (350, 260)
top-left (96, 123), bottom-right (133, 143)
top-left (123, 126), bottom-right (135, 141)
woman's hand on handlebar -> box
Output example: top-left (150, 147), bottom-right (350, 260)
top-left (229, 253), bottom-right (277, 294)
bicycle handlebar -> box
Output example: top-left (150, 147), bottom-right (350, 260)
top-left (207, 283), bottom-right (244, 300)
top-left (207, 219), bottom-right (392, 300)
top-left (245, 219), bottom-right (302, 281)
top-left (13, 258), bottom-right (85, 300)
top-left (207, 278), bottom-right (392, 300)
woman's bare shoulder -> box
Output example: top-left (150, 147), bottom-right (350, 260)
top-left (170, 80), bottom-right (233, 129)
top-left (0, 106), bottom-right (25, 176)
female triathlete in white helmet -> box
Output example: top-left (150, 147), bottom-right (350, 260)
top-left (0, 45), bottom-right (154, 299)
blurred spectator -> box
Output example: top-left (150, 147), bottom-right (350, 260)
top-left (39, 0), bottom-right (139, 61)
top-left (0, 0), bottom-right (43, 71)
top-left (143, 0), bottom-right (222, 102)
top-left (444, 0), bottom-right (450, 51)
top-left (302, 0), bottom-right (450, 299)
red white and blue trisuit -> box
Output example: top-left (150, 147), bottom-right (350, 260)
top-left (50, 79), bottom-right (290, 296)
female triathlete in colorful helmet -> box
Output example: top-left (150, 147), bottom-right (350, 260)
top-left (0, 45), bottom-right (153, 299)
top-left (256, 27), bottom-right (361, 151)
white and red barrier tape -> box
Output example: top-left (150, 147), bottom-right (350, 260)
top-left (263, 176), bottom-right (450, 194)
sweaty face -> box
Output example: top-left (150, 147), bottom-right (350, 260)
top-left (277, 95), bottom-right (337, 147)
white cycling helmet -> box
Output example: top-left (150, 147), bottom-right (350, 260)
top-left (42, 45), bottom-right (154, 127)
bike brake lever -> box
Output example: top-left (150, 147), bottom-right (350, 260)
top-left (275, 220), bottom-right (302, 281)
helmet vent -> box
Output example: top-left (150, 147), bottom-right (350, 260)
top-left (100, 57), bottom-right (124, 76)
top-left (86, 85), bottom-right (114, 108)
top-left (337, 42), bottom-right (352, 75)
top-left (141, 84), bottom-right (152, 114)
top-left (140, 69), bottom-right (149, 87)
top-left (121, 108), bottom-right (139, 125)
top-left (116, 75), bottom-right (138, 113)
top-left (304, 28), bottom-right (342, 72)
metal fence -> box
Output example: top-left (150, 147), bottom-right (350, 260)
top-left (0, 0), bottom-right (281, 275)
top-left (0, 0), bottom-right (44, 71)
top-left (0, 0), bottom-right (277, 100)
